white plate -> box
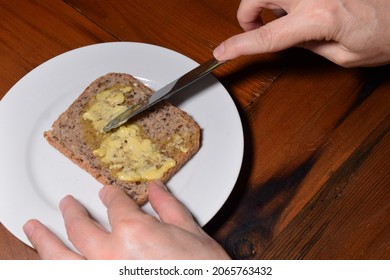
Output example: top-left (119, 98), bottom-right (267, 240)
top-left (0, 42), bottom-right (243, 250)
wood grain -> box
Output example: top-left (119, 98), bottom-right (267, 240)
top-left (63, 0), bottom-right (282, 109)
top-left (1, 0), bottom-right (389, 260)
top-left (207, 63), bottom-right (390, 258)
top-left (0, 0), bottom-right (115, 259)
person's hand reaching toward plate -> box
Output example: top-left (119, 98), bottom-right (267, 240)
top-left (23, 181), bottom-right (230, 259)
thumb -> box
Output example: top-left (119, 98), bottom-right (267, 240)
top-left (214, 14), bottom-right (315, 61)
top-left (147, 181), bottom-right (202, 233)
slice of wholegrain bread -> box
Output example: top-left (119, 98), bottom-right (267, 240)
top-left (44, 73), bottom-right (200, 205)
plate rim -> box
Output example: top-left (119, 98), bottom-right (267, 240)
top-left (0, 42), bottom-right (244, 249)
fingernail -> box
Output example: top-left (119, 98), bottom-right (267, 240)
top-left (59, 195), bottom-right (73, 211)
top-left (148, 180), bottom-right (168, 191)
top-left (213, 43), bottom-right (225, 59)
top-left (59, 196), bottom-right (67, 211)
top-left (99, 185), bottom-right (112, 200)
top-left (23, 221), bottom-right (35, 237)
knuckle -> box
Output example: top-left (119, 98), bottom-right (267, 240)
top-left (114, 217), bottom-right (151, 238)
top-left (65, 218), bottom-right (87, 243)
top-left (306, 5), bottom-right (342, 41)
top-left (313, 8), bottom-right (338, 26)
top-left (254, 25), bottom-right (275, 52)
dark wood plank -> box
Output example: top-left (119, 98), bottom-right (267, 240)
top-left (0, 224), bottom-right (39, 259)
top-left (205, 55), bottom-right (390, 259)
top-left (1, 0), bottom-right (389, 260)
top-left (260, 108), bottom-right (390, 259)
top-left (0, 0), bottom-right (115, 96)
top-left (64, 0), bottom-right (282, 109)
top-left (0, 0), bottom-right (117, 260)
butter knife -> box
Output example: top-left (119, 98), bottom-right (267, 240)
top-left (103, 58), bottom-right (225, 132)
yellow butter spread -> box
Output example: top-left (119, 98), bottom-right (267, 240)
top-left (82, 85), bottom-right (186, 182)
top-left (82, 86), bottom-right (131, 133)
top-left (93, 125), bottom-right (176, 181)
top-left (164, 134), bottom-right (190, 153)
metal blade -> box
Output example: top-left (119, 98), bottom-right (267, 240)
top-left (103, 58), bottom-right (225, 132)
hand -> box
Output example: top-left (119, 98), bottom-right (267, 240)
top-left (213, 0), bottom-right (390, 67)
top-left (23, 181), bottom-right (230, 259)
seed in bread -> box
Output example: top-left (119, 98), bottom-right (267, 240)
top-left (44, 73), bottom-right (201, 205)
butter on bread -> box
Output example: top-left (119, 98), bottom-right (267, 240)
top-left (44, 73), bottom-right (200, 205)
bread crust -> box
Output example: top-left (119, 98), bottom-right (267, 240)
top-left (44, 73), bottom-right (200, 205)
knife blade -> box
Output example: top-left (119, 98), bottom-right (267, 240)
top-left (103, 58), bottom-right (225, 132)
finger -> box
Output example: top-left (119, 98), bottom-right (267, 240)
top-left (148, 181), bottom-right (201, 233)
top-left (237, 0), bottom-right (265, 31)
top-left (23, 219), bottom-right (84, 260)
top-left (60, 195), bottom-right (109, 258)
top-left (237, 0), bottom-right (290, 31)
top-left (214, 12), bottom-right (322, 61)
top-left (99, 185), bottom-right (143, 227)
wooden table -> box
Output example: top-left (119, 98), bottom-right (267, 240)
top-left (1, 0), bottom-right (389, 260)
